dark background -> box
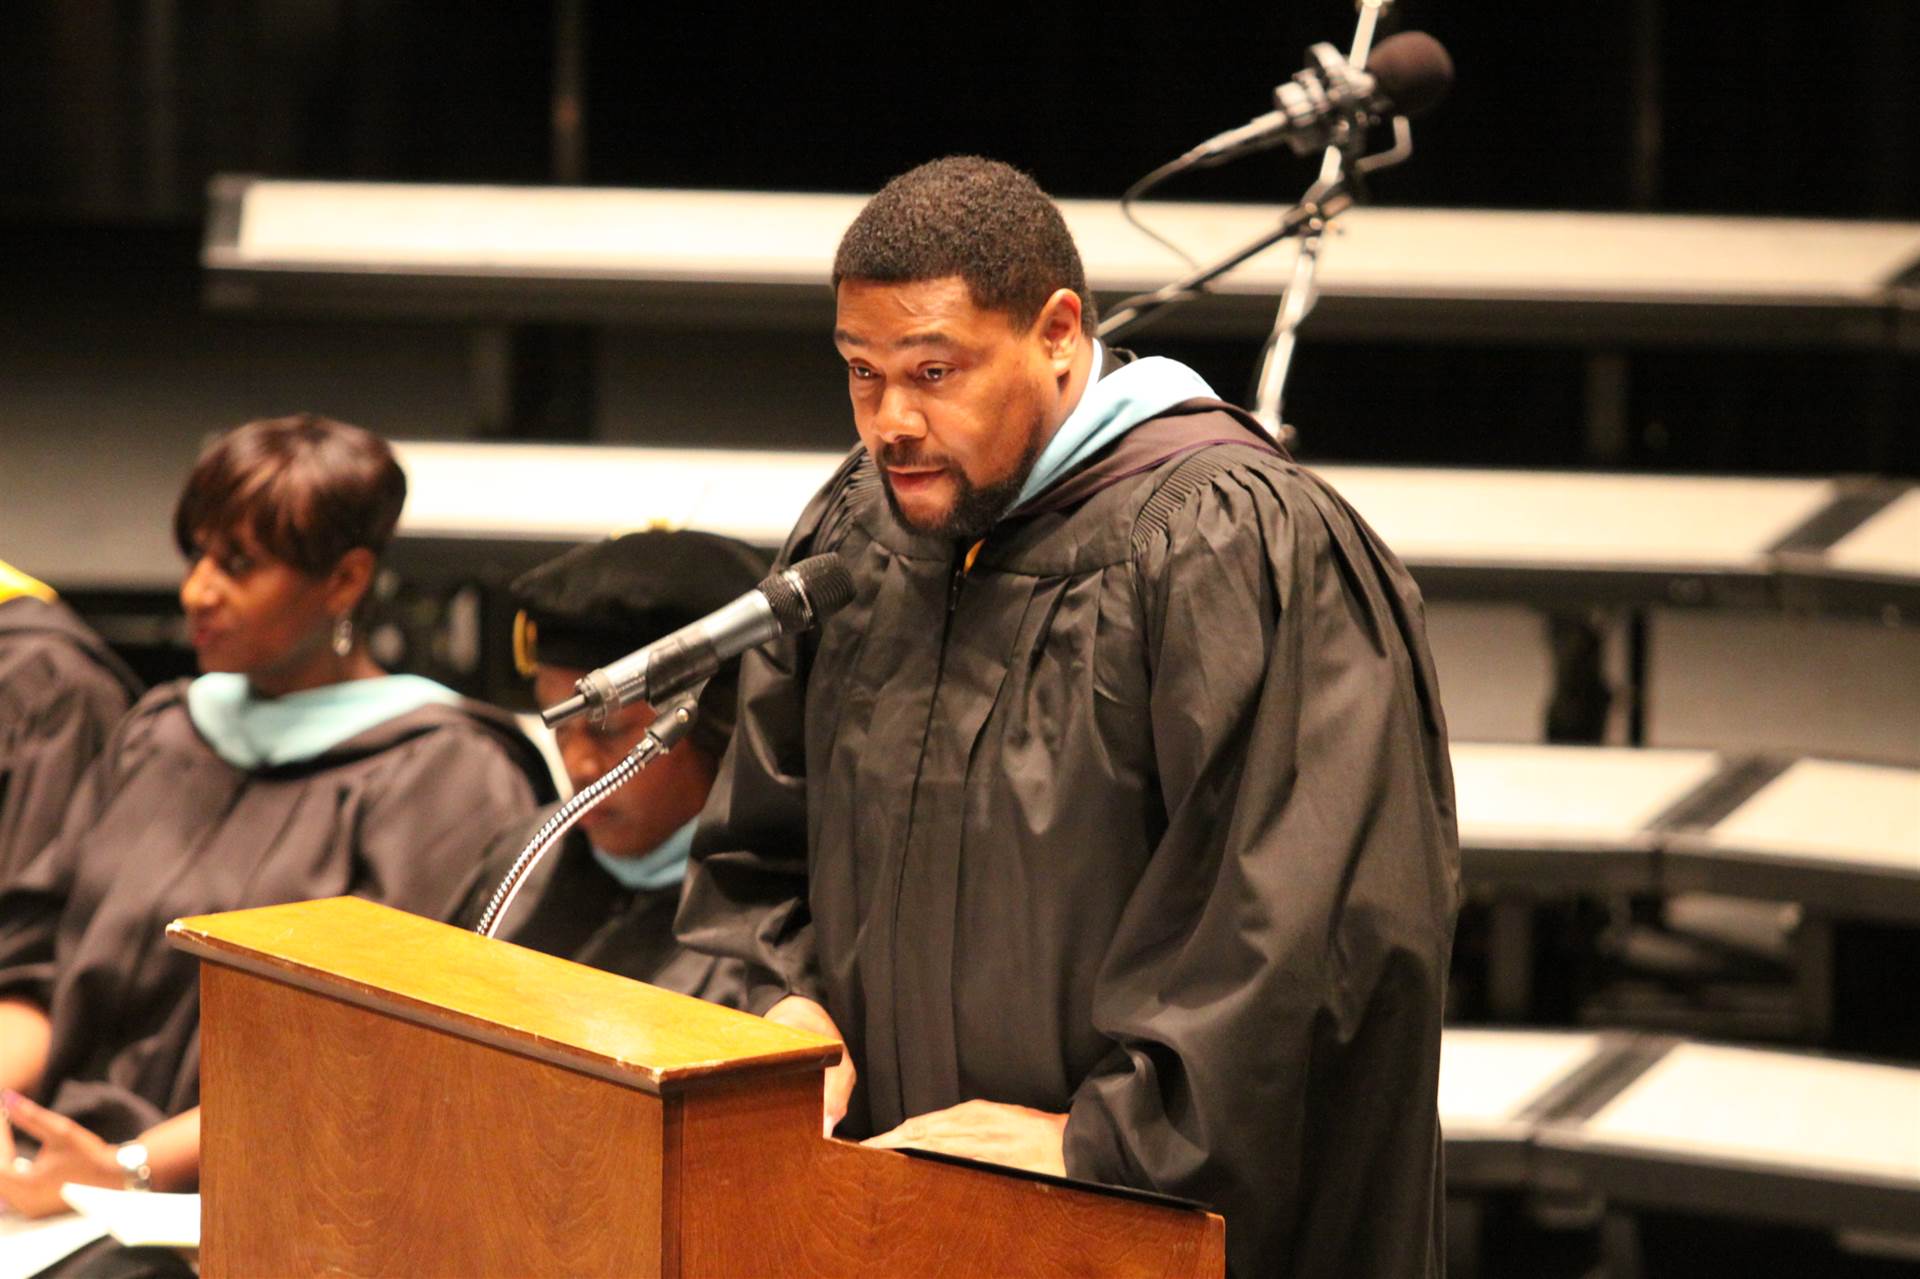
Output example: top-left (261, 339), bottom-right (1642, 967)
top-left (1, 0), bottom-right (1915, 484)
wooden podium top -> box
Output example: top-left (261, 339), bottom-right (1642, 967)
top-left (168, 896), bottom-right (840, 1095)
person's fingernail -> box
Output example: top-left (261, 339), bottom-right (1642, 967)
top-left (0, 1091), bottom-right (18, 1112)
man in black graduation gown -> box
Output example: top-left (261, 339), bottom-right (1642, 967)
top-left (676, 157), bottom-right (1460, 1278)
top-left (0, 560), bottom-right (141, 881)
top-left (458, 531), bottom-right (760, 1008)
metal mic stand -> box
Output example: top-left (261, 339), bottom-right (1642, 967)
top-left (1251, 0), bottom-right (1396, 447)
top-left (1247, 170), bottom-right (1352, 449)
top-left (475, 687), bottom-right (702, 940)
top-left (1099, 0), bottom-right (1414, 450)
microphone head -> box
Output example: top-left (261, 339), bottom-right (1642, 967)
top-left (1367, 31), bottom-right (1453, 119)
top-left (791, 553), bottom-right (856, 618)
top-left (762, 553), bottom-right (856, 633)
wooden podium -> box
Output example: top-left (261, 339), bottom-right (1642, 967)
top-left (168, 897), bottom-right (1225, 1277)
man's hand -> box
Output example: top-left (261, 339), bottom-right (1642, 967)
top-left (863, 1100), bottom-right (1068, 1176)
top-left (0, 1091), bottom-right (122, 1217)
top-left (764, 995), bottom-right (857, 1136)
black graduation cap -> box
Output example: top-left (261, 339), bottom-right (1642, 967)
top-left (510, 529), bottom-right (770, 677)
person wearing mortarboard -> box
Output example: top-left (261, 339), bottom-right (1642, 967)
top-left (456, 529), bottom-right (759, 1008)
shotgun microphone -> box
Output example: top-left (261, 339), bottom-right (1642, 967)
top-left (1183, 31), bottom-right (1454, 169)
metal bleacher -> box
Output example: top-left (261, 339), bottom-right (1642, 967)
top-left (203, 180), bottom-right (1920, 350)
top-left (1453, 743), bottom-right (1920, 905)
top-left (384, 438), bottom-right (1920, 1027)
top-left (188, 181), bottom-right (1920, 1275)
top-left (1453, 744), bottom-right (1920, 1031)
top-left (387, 441), bottom-right (1920, 626)
top-left (1439, 1029), bottom-right (1920, 1260)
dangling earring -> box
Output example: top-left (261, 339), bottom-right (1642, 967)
top-left (331, 616), bottom-right (353, 658)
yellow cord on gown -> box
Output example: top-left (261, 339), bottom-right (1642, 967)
top-left (0, 559), bottom-right (56, 606)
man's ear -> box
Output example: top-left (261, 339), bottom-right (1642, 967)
top-left (1033, 288), bottom-right (1084, 376)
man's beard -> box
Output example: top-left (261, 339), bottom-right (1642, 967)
top-left (876, 421), bottom-right (1045, 543)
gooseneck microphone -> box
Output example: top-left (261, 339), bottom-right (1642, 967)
top-left (540, 553), bottom-right (855, 729)
top-left (1182, 31), bottom-right (1454, 169)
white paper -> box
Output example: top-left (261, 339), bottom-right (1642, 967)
top-left (59, 1184), bottom-right (201, 1249)
top-left (0, 1212), bottom-right (109, 1279)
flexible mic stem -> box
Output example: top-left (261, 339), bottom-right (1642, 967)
top-left (475, 690), bottom-right (701, 940)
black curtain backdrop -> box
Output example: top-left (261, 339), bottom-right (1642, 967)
top-left (0, 0), bottom-right (1914, 472)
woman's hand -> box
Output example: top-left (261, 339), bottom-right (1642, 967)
top-left (0, 1091), bottom-right (122, 1218)
top-left (0, 999), bottom-right (52, 1097)
top-left (764, 995), bottom-right (857, 1136)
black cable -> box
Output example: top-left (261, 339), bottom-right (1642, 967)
top-left (1104, 151), bottom-right (1213, 340)
top-left (1119, 154), bottom-right (1202, 271)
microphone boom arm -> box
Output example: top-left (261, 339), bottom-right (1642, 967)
top-left (1247, 0), bottom-right (1392, 444)
top-left (1096, 198), bottom-right (1331, 341)
top-left (1094, 111), bottom-right (1417, 347)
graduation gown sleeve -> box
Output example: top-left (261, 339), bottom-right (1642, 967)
top-left (1060, 458), bottom-right (1460, 1279)
top-left (0, 625), bottom-right (135, 881)
top-left (0, 700), bottom-right (130, 1009)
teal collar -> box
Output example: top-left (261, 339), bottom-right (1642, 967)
top-left (591, 818), bottom-right (696, 892)
top-left (1010, 341), bottom-right (1218, 513)
top-left (185, 672), bottom-right (463, 770)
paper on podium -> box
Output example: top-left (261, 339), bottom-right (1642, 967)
top-left (60, 1185), bottom-right (201, 1249)
top-left (0, 1212), bottom-right (108, 1279)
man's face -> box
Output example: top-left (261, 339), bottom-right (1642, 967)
top-left (835, 277), bottom-right (1070, 541)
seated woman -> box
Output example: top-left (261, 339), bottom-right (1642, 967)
top-left (457, 530), bottom-right (759, 1007)
top-left (0, 415), bottom-right (552, 1217)
top-left (0, 558), bottom-right (142, 881)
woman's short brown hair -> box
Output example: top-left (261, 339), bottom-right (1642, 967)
top-left (173, 414), bottom-right (407, 576)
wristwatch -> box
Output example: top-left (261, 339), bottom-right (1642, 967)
top-left (113, 1142), bottom-right (153, 1192)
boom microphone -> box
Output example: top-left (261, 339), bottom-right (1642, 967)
top-left (1182, 31), bottom-right (1454, 169)
top-left (540, 552), bottom-right (855, 729)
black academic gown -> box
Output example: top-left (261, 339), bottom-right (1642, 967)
top-left (0, 680), bottom-right (552, 1141)
top-left (677, 407), bottom-right (1461, 1279)
top-left (0, 596), bottom-right (142, 881)
top-left (457, 807), bottom-right (748, 1008)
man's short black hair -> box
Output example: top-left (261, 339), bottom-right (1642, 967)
top-left (833, 156), bottom-right (1097, 337)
